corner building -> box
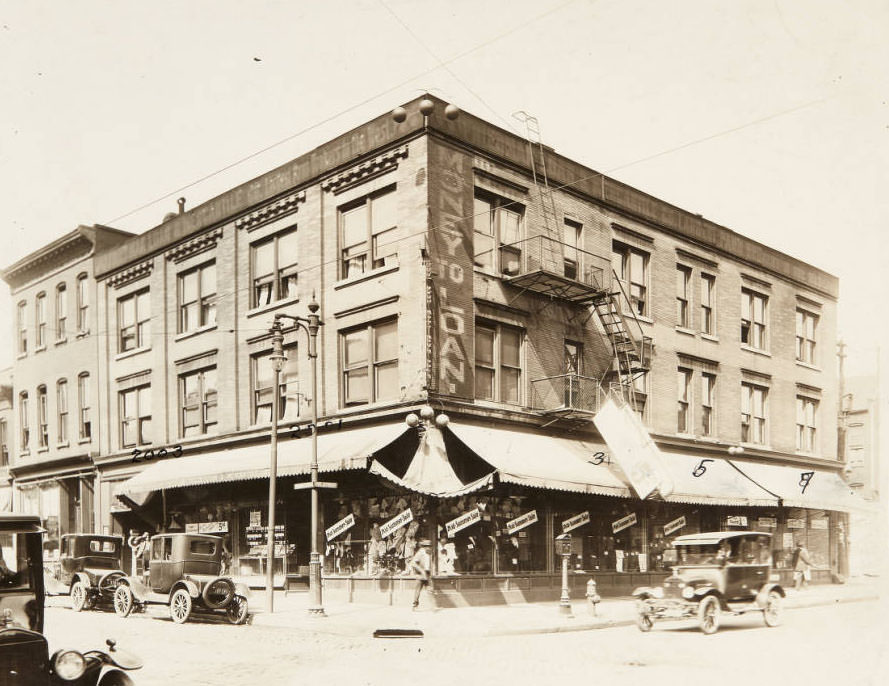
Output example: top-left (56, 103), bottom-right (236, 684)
top-left (10, 95), bottom-right (863, 602)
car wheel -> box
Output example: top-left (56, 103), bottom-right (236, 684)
top-left (636, 612), bottom-right (653, 632)
top-left (226, 595), bottom-right (249, 625)
top-left (70, 581), bottom-right (87, 612)
top-left (763, 590), bottom-right (783, 627)
top-left (202, 578), bottom-right (235, 610)
top-left (114, 584), bottom-right (134, 618)
top-left (170, 588), bottom-right (192, 624)
top-left (698, 595), bottom-right (720, 635)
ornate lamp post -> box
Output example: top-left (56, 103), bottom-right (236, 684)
top-left (266, 320), bottom-right (286, 613)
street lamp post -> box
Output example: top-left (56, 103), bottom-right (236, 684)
top-left (266, 320), bottom-right (286, 613)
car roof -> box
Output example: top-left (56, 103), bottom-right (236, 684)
top-left (672, 531), bottom-right (772, 545)
top-left (0, 512), bottom-right (44, 533)
top-left (151, 532), bottom-right (221, 541)
top-left (62, 533), bottom-right (123, 541)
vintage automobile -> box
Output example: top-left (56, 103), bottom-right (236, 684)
top-left (1, 512), bottom-right (142, 685)
top-left (113, 532), bottom-right (249, 624)
top-left (633, 531), bottom-right (785, 634)
top-left (44, 534), bottom-right (126, 612)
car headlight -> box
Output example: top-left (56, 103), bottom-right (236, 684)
top-left (652, 587), bottom-right (664, 599)
top-left (681, 586), bottom-right (695, 600)
top-left (54, 650), bottom-right (86, 681)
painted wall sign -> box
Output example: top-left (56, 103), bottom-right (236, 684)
top-left (326, 513), bottom-right (356, 541)
top-left (380, 509), bottom-right (414, 538)
top-left (561, 511), bottom-right (590, 533)
top-left (664, 516), bottom-right (686, 536)
top-left (198, 521), bottom-right (228, 534)
top-left (726, 515), bottom-right (748, 527)
top-left (786, 518), bottom-right (805, 529)
top-left (506, 510), bottom-right (539, 535)
top-left (445, 508), bottom-right (482, 537)
top-left (612, 512), bottom-right (637, 533)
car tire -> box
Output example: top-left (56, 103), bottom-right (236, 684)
top-left (636, 612), bottom-right (654, 632)
top-left (170, 588), bottom-right (193, 624)
top-left (70, 580), bottom-right (88, 612)
top-left (763, 590), bottom-right (783, 627)
top-left (226, 595), bottom-right (249, 625)
top-left (698, 595), bottom-right (720, 635)
top-left (202, 578), bottom-right (235, 610)
top-left (114, 584), bottom-right (134, 618)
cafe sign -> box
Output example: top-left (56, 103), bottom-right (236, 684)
top-left (506, 510), bottom-right (538, 535)
top-left (446, 508), bottom-right (481, 537)
top-left (326, 513), bottom-right (355, 541)
top-left (612, 512), bottom-right (637, 533)
top-left (561, 511), bottom-right (590, 534)
top-left (380, 509), bottom-right (413, 538)
top-left (664, 516), bottom-right (686, 536)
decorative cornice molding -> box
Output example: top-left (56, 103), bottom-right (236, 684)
top-left (321, 145), bottom-right (408, 195)
top-left (741, 272), bottom-right (772, 291)
top-left (107, 260), bottom-right (153, 289)
top-left (166, 227), bottom-right (223, 263)
top-left (235, 190), bottom-right (306, 232)
top-left (612, 223), bottom-right (654, 244)
top-left (473, 167), bottom-right (530, 194)
top-left (675, 247), bottom-right (718, 270)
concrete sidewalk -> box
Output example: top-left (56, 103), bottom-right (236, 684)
top-left (249, 576), bottom-right (880, 637)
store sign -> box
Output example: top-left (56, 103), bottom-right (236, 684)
top-left (726, 515), bottom-right (748, 527)
top-left (446, 508), bottom-right (481, 537)
top-left (246, 525), bottom-right (285, 544)
top-left (758, 517), bottom-right (777, 529)
top-left (786, 518), bottom-right (805, 529)
top-left (185, 523), bottom-right (199, 533)
top-left (810, 519), bottom-right (828, 530)
top-left (249, 510), bottom-right (262, 527)
top-left (380, 509), bottom-right (413, 538)
top-left (664, 516), bottom-right (686, 536)
top-left (561, 511), bottom-right (590, 534)
top-left (506, 510), bottom-right (538, 535)
top-left (612, 512), bottom-right (637, 533)
top-left (326, 513), bottom-right (355, 541)
top-left (198, 521), bottom-right (228, 534)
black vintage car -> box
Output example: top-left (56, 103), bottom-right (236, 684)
top-left (45, 535), bottom-right (126, 612)
top-left (633, 531), bottom-right (786, 634)
top-left (114, 533), bottom-right (249, 624)
top-left (1, 512), bottom-right (142, 685)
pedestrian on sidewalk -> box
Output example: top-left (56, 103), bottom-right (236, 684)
top-left (410, 538), bottom-right (433, 610)
top-left (792, 541), bottom-right (813, 590)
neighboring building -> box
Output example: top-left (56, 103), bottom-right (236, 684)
top-left (3, 95), bottom-right (864, 602)
top-left (843, 375), bottom-right (880, 500)
top-left (0, 367), bottom-right (12, 511)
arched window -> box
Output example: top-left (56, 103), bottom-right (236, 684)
top-left (57, 379), bottom-right (68, 444)
top-left (37, 385), bottom-right (48, 448)
top-left (76, 273), bottom-right (89, 332)
top-left (56, 283), bottom-right (68, 341)
top-left (35, 293), bottom-right (47, 349)
top-left (19, 391), bottom-right (29, 451)
top-left (78, 372), bottom-right (91, 441)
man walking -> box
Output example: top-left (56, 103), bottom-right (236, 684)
top-left (410, 538), bottom-right (433, 610)
top-left (792, 541), bottom-right (813, 590)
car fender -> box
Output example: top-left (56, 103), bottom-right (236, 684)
top-left (755, 583), bottom-right (786, 608)
top-left (72, 571), bottom-right (93, 589)
top-left (97, 570), bottom-right (126, 590)
top-left (121, 576), bottom-right (150, 602)
top-left (631, 586), bottom-right (657, 599)
top-left (172, 578), bottom-right (201, 599)
top-left (233, 582), bottom-right (251, 598)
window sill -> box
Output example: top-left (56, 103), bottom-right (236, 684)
top-left (701, 333), bottom-right (719, 342)
top-left (75, 329), bottom-right (90, 340)
top-left (246, 296), bottom-right (300, 319)
top-left (115, 347), bottom-right (151, 362)
top-left (334, 264), bottom-right (399, 290)
top-left (741, 345), bottom-right (771, 358)
top-left (78, 437), bottom-right (92, 445)
top-left (174, 324), bottom-right (218, 342)
top-left (19, 451), bottom-right (30, 458)
top-left (795, 361), bottom-right (821, 372)
top-left (54, 337), bottom-right (68, 346)
top-left (675, 326), bottom-right (695, 337)
top-left (34, 345), bottom-right (47, 354)
top-left (36, 447), bottom-right (49, 454)
top-left (740, 442), bottom-right (772, 451)
top-left (632, 314), bottom-right (654, 325)
top-left (55, 442), bottom-right (69, 450)
top-left (17, 352), bottom-right (27, 360)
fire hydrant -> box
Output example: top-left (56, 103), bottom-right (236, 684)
top-left (586, 578), bottom-right (601, 616)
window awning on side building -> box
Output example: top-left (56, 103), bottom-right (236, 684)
top-left (658, 453), bottom-right (780, 507)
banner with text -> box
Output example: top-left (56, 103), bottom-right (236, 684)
top-left (612, 512), bottom-right (637, 533)
top-left (664, 516), bottom-right (686, 536)
top-left (446, 509), bottom-right (481, 538)
top-left (506, 510), bottom-right (539, 535)
top-left (561, 511), bottom-right (590, 534)
top-left (326, 513), bottom-right (356, 541)
top-left (380, 509), bottom-right (414, 538)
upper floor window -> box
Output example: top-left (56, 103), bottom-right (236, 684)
top-left (119, 289), bottom-right (150, 352)
top-left (180, 368), bottom-right (218, 437)
top-left (741, 289), bottom-right (767, 350)
top-left (796, 396), bottom-right (818, 452)
top-left (36, 385), bottom-right (48, 448)
top-left (475, 321), bottom-right (523, 405)
top-left (701, 373), bottom-right (715, 437)
top-left (78, 373), bottom-right (91, 441)
top-left (677, 368), bottom-right (692, 433)
top-left (251, 346), bottom-right (299, 424)
top-left (17, 301), bottom-right (27, 354)
top-left (473, 192), bottom-right (523, 276)
top-left (56, 379), bottom-right (68, 444)
top-left (0, 419), bottom-right (7, 466)
top-left (676, 265), bottom-right (691, 328)
top-left (701, 274), bottom-right (715, 335)
top-left (76, 274), bottom-right (89, 332)
top-left (341, 319), bottom-right (399, 406)
top-left (612, 242), bottom-right (649, 316)
top-left (55, 283), bottom-right (67, 341)
top-left (19, 392), bottom-right (29, 451)
top-left (179, 262), bottom-right (217, 332)
top-left (120, 385), bottom-right (151, 447)
top-left (252, 228), bottom-right (298, 307)
top-left (562, 219), bottom-right (582, 280)
top-left (340, 188), bottom-right (398, 280)
top-left (35, 293), bottom-right (47, 348)
top-left (741, 382), bottom-right (767, 444)
top-left (631, 371), bottom-right (649, 423)
top-left (796, 309), bottom-right (818, 365)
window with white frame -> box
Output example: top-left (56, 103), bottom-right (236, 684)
top-left (120, 385), bottom-right (151, 447)
top-left (796, 396), bottom-right (818, 452)
top-left (36, 385), bottom-right (48, 448)
top-left (55, 283), bottom-right (67, 340)
top-left (341, 319), bottom-right (399, 406)
top-left (677, 368), bottom-right (692, 433)
top-left (340, 188), bottom-right (398, 279)
top-left (180, 367), bottom-right (218, 437)
top-left (563, 219), bottom-right (582, 280)
top-left (19, 391), bottom-right (29, 451)
top-left (676, 265), bottom-right (691, 328)
top-left (741, 382), bottom-right (767, 444)
top-left (179, 261), bottom-right (217, 332)
top-left (76, 274), bottom-right (89, 332)
top-left (631, 371), bottom-right (649, 422)
top-left (741, 289), bottom-right (767, 350)
top-left (0, 419), bottom-right (7, 466)
top-left (56, 379), bottom-right (68, 444)
top-left (35, 293), bottom-right (47, 348)
top-left (251, 346), bottom-right (300, 423)
top-left (251, 227), bottom-right (298, 307)
top-left (796, 309), bottom-right (818, 365)
top-left (78, 373), bottom-right (91, 441)
top-left (474, 321), bottom-right (523, 405)
top-left (612, 242), bottom-right (649, 316)
top-left (17, 301), bottom-right (27, 354)
top-left (118, 289), bottom-right (150, 352)
top-left (473, 192), bottom-right (523, 276)
top-left (701, 273), bottom-right (715, 335)
top-left (701, 373), bottom-right (715, 436)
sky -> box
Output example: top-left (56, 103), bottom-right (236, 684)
top-left (1, 0), bottom-right (887, 382)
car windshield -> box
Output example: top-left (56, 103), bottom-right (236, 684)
top-left (673, 543), bottom-right (724, 565)
top-left (89, 539), bottom-right (117, 554)
top-left (0, 533), bottom-right (33, 591)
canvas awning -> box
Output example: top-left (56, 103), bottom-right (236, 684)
top-left (658, 453), bottom-right (780, 507)
top-left (116, 423), bottom-right (408, 507)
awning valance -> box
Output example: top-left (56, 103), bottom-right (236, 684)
top-left (659, 453), bottom-right (779, 507)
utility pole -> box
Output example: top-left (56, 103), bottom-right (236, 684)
top-left (836, 339), bottom-right (849, 578)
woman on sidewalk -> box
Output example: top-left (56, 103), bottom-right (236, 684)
top-left (410, 539), bottom-right (433, 610)
top-left (792, 541), bottom-right (813, 590)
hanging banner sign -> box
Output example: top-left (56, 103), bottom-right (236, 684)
top-left (446, 509), bottom-right (481, 537)
top-left (726, 515), bottom-right (748, 527)
top-left (326, 513), bottom-right (355, 541)
top-left (758, 517), bottom-right (777, 529)
top-left (786, 518), bottom-right (805, 529)
top-left (198, 521), bottom-right (228, 534)
top-left (380, 509), bottom-right (413, 538)
top-left (664, 516), bottom-right (686, 536)
top-left (506, 510), bottom-right (538, 535)
top-left (561, 511), bottom-right (590, 533)
top-left (612, 512), bottom-right (637, 533)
